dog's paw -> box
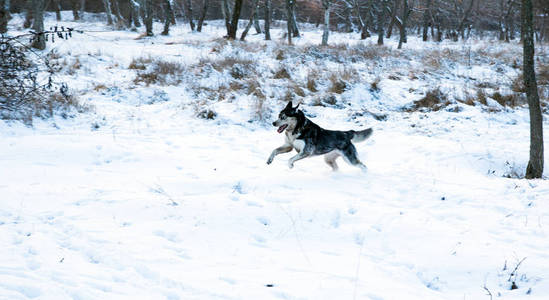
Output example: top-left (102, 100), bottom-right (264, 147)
top-left (288, 162), bottom-right (294, 169)
top-left (266, 157), bottom-right (273, 165)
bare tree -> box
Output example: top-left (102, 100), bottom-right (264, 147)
top-left (31, 0), bottom-right (46, 50)
top-left (321, 0), bottom-right (331, 46)
top-left (386, 0), bottom-right (399, 38)
top-left (184, 0), bottom-right (196, 31)
top-left (0, 0), bottom-right (8, 33)
top-left (51, 0), bottom-right (62, 21)
top-left (392, 0), bottom-right (412, 49)
top-left (241, 0), bottom-right (259, 40)
top-left (264, 0), bottom-right (271, 40)
top-left (222, 0), bottom-right (232, 35)
top-left (71, 0), bottom-right (81, 20)
top-left (144, 0), bottom-right (153, 36)
top-left (422, 0), bottom-right (432, 41)
top-left (286, 0), bottom-right (294, 44)
top-left (197, 0), bottom-right (209, 32)
top-left (499, 0), bottom-right (516, 41)
top-left (102, 0), bottom-right (113, 25)
top-left (454, 0), bottom-right (474, 41)
top-left (290, 0), bottom-right (299, 37)
top-left (24, 0), bottom-right (33, 28)
top-left (377, 0), bottom-right (388, 45)
top-left (110, 0), bottom-right (124, 25)
top-left (128, 0), bottom-right (141, 28)
top-left (228, 0), bottom-right (243, 39)
top-left (522, 0), bottom-right (544, 178)
top-left (162, 0), bottom-right (174, 35)
top-left (253, 0), bottom-right (261, 34)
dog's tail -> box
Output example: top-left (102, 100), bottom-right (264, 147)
top-left (351, 128), bottom-right (373, 143)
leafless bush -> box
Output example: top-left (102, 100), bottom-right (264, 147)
top-left (0, 35), bottom-right (85, 125)
top-left (491, 91), bottom-right (524, 107)
top-left (133, 57), bottom-right (184, 86)
top-left (128, 56), bottom-right (151, 70)
top-left (274, 67), bottom-right (291, 79)
top-left (406, 88), bottom-right (451, 112)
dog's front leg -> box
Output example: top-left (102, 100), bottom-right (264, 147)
top-left (288, 151), bottom-right (310, 169)
top-left (267, 144), bottom-right (293, 165)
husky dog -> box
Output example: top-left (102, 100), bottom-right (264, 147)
top-left (267, 101), bottom-right (373, 171)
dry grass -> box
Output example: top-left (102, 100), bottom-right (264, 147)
top-left (370, 77), bottom-right (381, 92)
top-left (132, 57), bottom-right (185, 86)
top-left (129, 56), bottom-right (152, 70)
top-left (477, 89), bottom-right (488, 105)
top-left (406, 88), bottom-right (451, 112)
top-left (491, 91), bottom-right (524, 107)
top-left (327, 66), bottom-right (359, 94)
top-left (93, 83), bottom-right (109, 91)
top-left (274, 67), bottom-right (291, 79)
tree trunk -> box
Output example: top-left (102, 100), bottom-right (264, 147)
top-left (522, 0), bottom-right (544, 178)
top-left (129, 0), bottom-right (141, 27)
top-left (31, 0), bottom-right (45, 50)
top-left (240, 0), bottom-right (258, 40)
top-left (222, 0), bottom-right (231, 35)
top-left (253, 1), bottom-right (261, 34)
top-left (110, 0), bottom-right (123, 25)
top-left (264, 0), bottom-right (271, 40)
top-left (197, 0), bottom-right (209, 32)
top-left (102, 0), bottom-right (113, 25)
top-left (0, 0), bottom-right (8, 33)
top-left (71, 0), bottom-right (80, 20)
top-left (386, 0), bottom-right (398, 38)
top-left (144, 0), bottom-right (153, 36)
top-left (24, 0), bottom-right (33, 28)
top-left (455, 0), bottom-right (474, 41)
top-left (184, 0), bottom-right (195, 31)
top-left (422, 0), bottom-right (431, 41)
top-left (377, 0), bottom-right (386, 45)
top-left (162, 0), bottom-right (173, 35)
top-left (397, 0), bottom-right (410, 49)
top-left (52, 0), bottom-right (61, 20)
top-left (291, 2), bottom-right (299, 37)
top-left (286, 0), bottom-right (293, 44)
top-left (321, 0), bottom-right (330, 46)
top-left (228, 0), bottom-right (243, 39)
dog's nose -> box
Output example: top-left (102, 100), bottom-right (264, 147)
top-left (272, 122), bottom-right (276, 126)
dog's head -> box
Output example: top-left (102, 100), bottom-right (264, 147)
top-left (272, 101), bottom-right (300, 134)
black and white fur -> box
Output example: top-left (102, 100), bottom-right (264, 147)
top-left (267, 101), bottom-right (373, 171)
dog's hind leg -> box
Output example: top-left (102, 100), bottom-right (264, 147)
top-left (341, 144), bottom-right (368, 172)
top-left (324, 151), bottom-right (340, 171)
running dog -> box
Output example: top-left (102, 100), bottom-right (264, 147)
top-left (267, 101), bottom-right (373, 171)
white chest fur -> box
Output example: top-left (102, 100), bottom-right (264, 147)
top-left (292, 139), bottom-right (305, 152)
top-left (285, 131), bottom-right (305, 152)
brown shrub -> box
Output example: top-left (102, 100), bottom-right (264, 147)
top-left (406, 88), bottom-right (450, 112)
top-left (329, 75), bottom-right (347, 94)
top-left (491, 91), bottom-right (524, 107)
top-left (128, 56), bottom-right (152, 70)
top-left (476, 89), bottom-right (487, 105)
top-left (274, 67), bottom-right (291, 79)
top-left (133, 58), bottom-right (185, 86)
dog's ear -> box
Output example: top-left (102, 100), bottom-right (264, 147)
top-left (294, 103), bottom-right (300, 110)
top-left (285, 101), bottom-right (293, 110)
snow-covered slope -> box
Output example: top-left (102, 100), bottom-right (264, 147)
top-left (1, 12), bottom-right (548, 300)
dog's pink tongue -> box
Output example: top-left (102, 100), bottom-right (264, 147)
top-left (277, 124), bottom-right (287, 133)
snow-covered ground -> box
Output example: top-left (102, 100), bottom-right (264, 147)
top-left (1, 12), bottom-right (549, 300)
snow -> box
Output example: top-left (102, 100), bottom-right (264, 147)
top-left (1, 11), bottom-right (549, 300)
